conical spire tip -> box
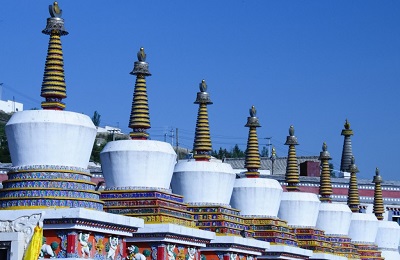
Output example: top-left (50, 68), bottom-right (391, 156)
top-left (373, 167), bottom-right (383, 183)
top-left (344, 119), bottom-right (350, 130)
top-left (137, 47), bottom-right (146, 62)
top-left (199, 79), bottom-right (207, 92)
top-left (289, 125), bottom-right (295, 136)
top-left (250, 105), bottom-right (256, 117)
top-left (49, 2), bottom-right (62, 18)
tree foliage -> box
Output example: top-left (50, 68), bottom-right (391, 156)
top-left (0, 124), bottom-right (11, 163)
top-left (90, 141), bottom-right (106, 163)
top-left (329, 163), bottom-right (335, 177)
top-left (91, 111), bottom-right (101, 127)
top-left (211, 144), bottom-right (246, 159)
top-left (260, 146), bottom-right (269, 157)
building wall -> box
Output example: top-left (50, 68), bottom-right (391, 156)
top-left (0, 100), bottom-right (23, 113)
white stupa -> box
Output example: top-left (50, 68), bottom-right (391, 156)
top-left (277, 126), bottom-right (321, 228)
top-left (315, 143), bottom-right (356, 258)
top-left (346, 157), bottom-right (382, 259)
top-left (171, 80), bottom-right (235, 206)
top-left (0, 3), bottom-right (144, 259)
top-left (372, 168), bottom-right (400, 259)
top-left (171, 81), bottom-right (269, 257)
top-left (277, 126), bottom-right (346, 260)
top-left (230, 106), bottom-right (312, 259)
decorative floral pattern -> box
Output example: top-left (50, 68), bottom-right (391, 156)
top-left (0, 198), bottom-right (103, 210)
top-left (101, 191), bottom-right (183, 203)
top-left (8, 170), bottom-right (91, 182)
top-left (3, 180), bottom-right (95, 190)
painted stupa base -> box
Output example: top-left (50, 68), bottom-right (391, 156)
top-left (0, 208), bottom-right (143, 259)
top-left (261, 244), bottom-right (313, 259)
top-left (352, 242), bottom-right (383, 260)
top-left (309, 252), bottom-right (347, 260)
top-left (0, 165), bottom-right (103, 210)
top-left (291, 227), bottom-right (334, 255)
top-left (127, 223), bottom-right (215, 260)
top-left (101, 188), bottom-right (196, 228)
top-left (188, 205), bottom-right (253, 237)
top-left (201, 236), bottom-right (269, 260)
top-left (327, 235), bottom-right (360, 259)
top-left (243, 217), bottom-right (298, 247)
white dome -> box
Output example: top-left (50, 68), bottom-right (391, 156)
top-left (6, 110), bottom-right (96, 168)
top-left (380, 250), bottom-right (400, 260)
top-left (171, 160), bottom-right (235, 205)
top-left (348, 213), bottom-right (378, 243)
top-left (278, 192), bottom-right (320, 227)
top-left (316, 203), bottom-right (352, 236)
top-left (375, 220), bottom-right (400, 250)
top-left (230, 178), bottom-right (282, 217)
top-left (101, 140), bottom-right (176, 189)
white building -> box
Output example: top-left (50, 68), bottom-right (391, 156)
top-left (0, 100), bottom-right (23, 114)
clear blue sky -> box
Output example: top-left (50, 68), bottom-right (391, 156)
top-left (1, 1), bottom-right (399, 180)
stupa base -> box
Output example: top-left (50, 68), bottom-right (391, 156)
top-left (0, 208), bottom-right (143, 259)
top-left (101, 188), bottom-right (196, 228)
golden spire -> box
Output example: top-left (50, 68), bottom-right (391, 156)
top-left (373, 168), bottom-right (384, 220)
top-left (193, 80), bottom-right (213, 161)
top-left (347, 156), bottom-right (360, 213)
top-left (340, 119), bottom-right (354, 172)
top-left (285, 125), bottom-right (300, 191)
top-left (244, 105), bottom-right (261, 178)
top-left (128, 47), bottom-right (152, 140)
top-left (319, 142), bottom-right (332, 202)
top-left (40, 1), bottom-right (69, 110)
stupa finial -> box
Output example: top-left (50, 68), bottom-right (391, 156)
top-left (128, 47), bottom-right (152, 140)
top-left (40, 1), bottom-right (68, 110)
top-left (284, 125), bottom-right (300, 191)
top-left (319, 142), bottom-right (332, 202)
top-left (193, 80), bottom-right (213, 161)
top-left (373, 167), bottom-right (385, 220)
top-left (199, 79), bottom-right (207, 92)
top-left (344, 119), bottom-right (350, 130)
top-left (250, 105), bottom-right (256, 117)
top-left (244, 105), bottom-right (261, 177)
top-left (289, 125), bottom-right (295, 136)
top-left (340, 119), bottom-right (354, 172)
top-left (137, 47), bottom-right (146, 62)
top-left (49, 2), bottom-right (62, 18)
top-left (347, 156), bottom-right (360, 213)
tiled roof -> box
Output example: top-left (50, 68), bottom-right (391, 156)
top-left (225, 156), bottom-right (320, 175)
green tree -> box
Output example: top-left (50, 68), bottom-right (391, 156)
top-left (0, 124), bottom-right (11, 163)
top-left (91, 111), bottom-right (101, 127)
top-left (212, 147), bottom-right (231, 159)
top-left (260, 146), bottom-right (269, 157)
top-left (329, 163), bottom-right (335, 177)
top-left (231, 144), bottom-right (245, 158)
top-left (90, 141), bottom-right (106, 163)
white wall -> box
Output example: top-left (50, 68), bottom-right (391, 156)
top-left (0, 100), bottom-right (23, 113)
